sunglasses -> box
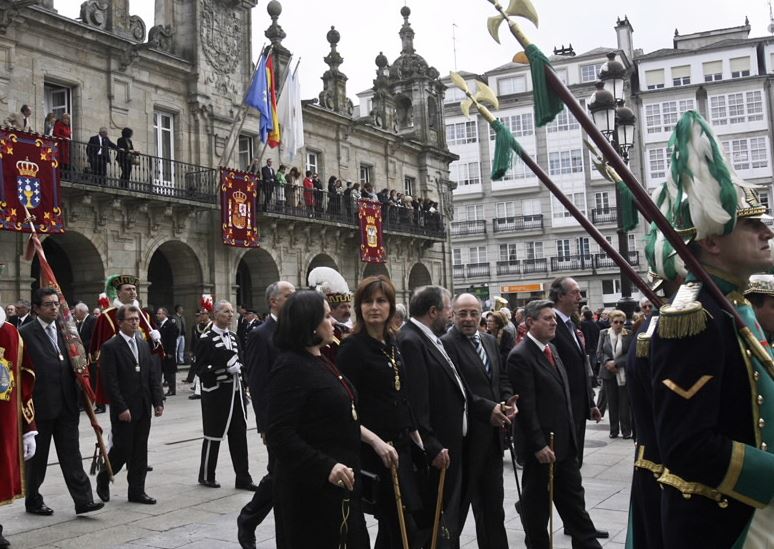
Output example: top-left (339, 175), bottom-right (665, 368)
top-left (611, 320), bottom-right (624, 325)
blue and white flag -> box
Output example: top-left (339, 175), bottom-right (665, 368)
top-left (244, 52), bottom-right (273, 143)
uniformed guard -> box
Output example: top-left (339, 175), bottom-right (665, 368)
top-left (307, 267), bottom-right (353, 363)
top-left (744, 275), bottom-right (774, 345)
top-left (649, 111), bottom-right (774, 548)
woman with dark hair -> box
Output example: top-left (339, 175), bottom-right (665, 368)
top-left (267, 290), bottom-right (369, 548)
top-left (116, 127), bottom-right (138, 187)
top-left (337, 276), bottom-right (427, 548)
top-left (486, 310), bottom-right (515, 366)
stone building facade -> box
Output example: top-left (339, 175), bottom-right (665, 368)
top-left (0, 0), bottom-right (456, 325)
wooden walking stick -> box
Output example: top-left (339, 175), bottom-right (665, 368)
top-left (430, 463), bottom-right (447, 549)
top-left (390, 460), bottom-right (410, 549)
top-left (548, 432), bottom-right (555, 549)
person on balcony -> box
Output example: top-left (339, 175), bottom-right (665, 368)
top-left (285, 166), bottom-right (299, 209)
top-left (5, 104), bottom-right (32, 132)
top-left (117, 127), bottom-right (139, 188)
top-left (312, 173), bottom-right (324, 213)
top-left (260, 158), bottom-right (276, 212)
top-left (302, 170), bottom-right (315, 215)
top-left (43, 112), bottom-right (56, 136)
top-left (326, 176), bottom-right (340, 216)
top-left (275, 164), bottom-right (287, 211)
top-left (53, 113), bottom-right (72, 174)
top-left (87, 127), bottom-right (118, 184)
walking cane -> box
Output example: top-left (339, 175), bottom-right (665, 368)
top-left (548, 432), bottom-right (555, 549)
top-left (430, 463), bottom-right (447, 549)
top-left (390, 461), bottom-right (410, 549)
top-left (505, 429), bottom-right (523, 505)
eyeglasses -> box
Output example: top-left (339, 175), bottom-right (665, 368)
top-left (612, 320), bottom-right (624, 325)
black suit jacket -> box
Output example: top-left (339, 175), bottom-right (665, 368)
top-left (20, 320), bottom-right (79, 421)
top-left (158, 318), bottom-right (179, 357)
top-left (507, 337), bottom-right (577, 462)
top-left (245, 315), bottom-right (277, 432)
top-left (99, 333), bottom-right (164, 418)
top-left (9, 314), bottom-right (33, 328)
top-left (553, 314), bottom-right (594, 422)
top-left (77, 314), bottom-right (96, 352)
top-left (441, 326), bottom-right (512, 454)
top-left (87, 134), bottom-right (117, 164)
top-left (261, 164), bottom-right (276, 184)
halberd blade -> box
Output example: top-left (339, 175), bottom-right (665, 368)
top-left (504, 0), bottom-right (539, 27)
top-left (487, 15), bottom-right (504, 44)
top-left (449, 71), bottom-right (468, 92)
top-left (461, 98), bottom-right (473, 118)
top-left (475, 82), bottom-right (500, 110)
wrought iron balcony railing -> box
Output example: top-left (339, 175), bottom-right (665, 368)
top-left (522, 258), bottom-right (548, 274)
top-left (496, 259), bottom-right (521, 275)
top-left (550, 255), bottom-right (594, 272)
top-left (450, 219), bottom-right (487, 236)
top-left (493, 214), bottom-right (544, 233)
top-left (466, 262), bottom-right (491, 278)
top-left (594, 251), bottom-right (640, 269)
top-left (590, 208), bottom-right (617, 224)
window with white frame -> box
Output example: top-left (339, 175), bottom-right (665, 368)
top-left (722, 138), bottom-right (769, 170)
top-left (671, 65), bottom-right (691, 86)
top-left (499, 243), bottom-right (518, 262)
top-left (556, 239), bottom-right (571, 259)
top-left (359, 164), bottom-right (372, 184)
top-left (548, 149), bottom-right (583, 175)
top-left (153, 110), bottom-right (175, 189)
top-left (628, 233), bottom-right (637, 251)
top-left (602, 279), bottom-right (621, 294)
top-left (710, 95), bottom-right (727, 125)
top-left (452, 248), bottom-right (462, 265)
top-left (730, 56), bottom-right (751, 78)
top-left (469, 246), bottom-right (487, 264)
top-left (760, 190), bottom-right (770, 212)
top-left (44, 83), bottom-right (73, 122)
top-left (594, 191), bottom-right (610, 211)
top-left (645, 104), bottom-right (661, 134)
top-left (750, 137), bottom-right (768, 168)
top-left (465, 203), bottom-right (484, 220)
top-left (522, 198), bottom-right (542, 217)
top-left (451, 161), bottom-right (481, 186)
top-left (496, 157), bottom-right (531, 181)
top-left (580, 63), bottom-right (603, 83)
top-left (525, 241), bottom-right (544, 260)
top-left (648, 147), bottom-right (672, 180)
top-left (703, 60), bottom-right (722, 82)
top-left (551, 192), bottom-right (586, 219)
top-left (446, 121), bottom-right (478, 145)
top-left (490, 112), bottom-right (534, 139)
top-left (445, 86), bottom-right (467, 104)
top-left (404, 175), bottom-right (416, 197)
top-left (497, 75), bottom-right (527, 95)
top-left (238, 135), bottom-right (254, 170)
top-left (547, 107), bottom-right (580, 133)
top-left (306, 151), bottom-right (319, 174)
top-left (577, 237), bottom-right (590, 256)
top-left (645, 69), bottom-right (665, 90)
top-left (495, 201), bottom-right (517, 219)
top-left (645, 99), bottom-right (695, 133)
top-left (746, 91), bottom-right (763, 120)
top-left (554, 68), bottom-right (569, 85)
top-left (711, 91), bottom-right (763, 125)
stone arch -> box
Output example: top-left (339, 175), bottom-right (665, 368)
top-left (235, 248), bottom-right (280, 312)
top-left (31, 231), bottom-right (106, 307)
top-left (408, 262), bottom-right (432, 291)
top-left (363, 262), bottom-right (390, 280)
top-left (146, 240), bottom-right (203, 321)
top-left (395, 94), bottom-right (413, 129)
top-left (306, 253), bottom-right (339, 282)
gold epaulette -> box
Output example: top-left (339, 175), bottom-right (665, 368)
top-left (657, 282), bottom-right (709, 339)
top-left (636, 316), bottom-right (660, 358)
top-left (658, 468), bottom-right (729, 509)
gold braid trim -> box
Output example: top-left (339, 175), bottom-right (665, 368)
top-left (636, 335), bottom-right (650, 358)
top-left (658, 469), bottom-right (729, 508)
top-left (634, 445), bottom-right (664, 477)
top-left (657, 302), bottom-right (709, 339)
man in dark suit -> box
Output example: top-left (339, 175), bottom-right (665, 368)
top-left (508, 299), bottom-right (603, 549)
top-left (261, 158), bottom-right (276, 211)
top-left (442, 293), bottom-right (516, 549)
top-left (548, 277), bottom-right (601, 467)
top-left (95, 305), bottom-right (164, 505)
top-left (8, 299), bottom-right (32, 328)
top-left (397, 286), bottom-right (493, 548)
top-left (73, 302), bottom-right (96, 351)
top-left (238, 309), bottom-right (259, 351)
top-left (238, 280), bottom-right (295, 549)
top-left (155, 307), bottom-right (180, 396)
top-left (20, 288), bottom-right (103, 516)
top-left (87, 127), bottom-right (118, 181)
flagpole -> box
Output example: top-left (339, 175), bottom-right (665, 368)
top-left (279, 57), bottom-right (303, 165)
top-left (256, 51), bottom-right (295, 166)
top-left (221, 43), bottom-right (271, 169)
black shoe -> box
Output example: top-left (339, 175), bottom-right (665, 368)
top-left (128, 493), bottom-right (156, 505)
top-left (622, 434), bottom-right (633, 439)
top-left (235, 482), bottom-right (259, 492)
top-left (165, 390), bottom-right (176, 396)
top-left (95, 405), bottom-right (106, 414)
top-left (609, 433), bottom-right (619, 439)
top-left (96, 475), bottom-right (110, 502)
top-left (198, 479), bottom-right (220, 488)
top-left (237, 513), bottom-right (257, 549)
top-left (25, 503), bottom-right (54, 516)
top-left (75, 501), bottom-right (104, 514)
top-left (188, 394), bottom-right (201, 400)
top-left (0, 531), bottom-right (8, 549)
top-left (564, 528), bottom-right (609, 539)
top-left (146, 466), bottom-right (154, 472)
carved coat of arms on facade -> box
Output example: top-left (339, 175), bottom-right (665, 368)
top-left (200, 0), bottom-right (241, 96)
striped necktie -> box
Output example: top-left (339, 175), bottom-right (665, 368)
top-left (471, 333), bottom-right (491, 377)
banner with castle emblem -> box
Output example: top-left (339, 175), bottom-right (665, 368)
top-left (0, 129), bottom-right (63, 233)
top-left (358, 199), bottom-right (385, 263)
top-left (220, 167), bottom-right (259, 248)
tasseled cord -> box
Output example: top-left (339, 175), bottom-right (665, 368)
top-left (525, 44), bottom-right (565, 127)
top-left (490, 119), bottom-right (523, 181)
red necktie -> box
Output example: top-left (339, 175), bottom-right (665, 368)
top-left (544, 346), bottom-right (556, 367)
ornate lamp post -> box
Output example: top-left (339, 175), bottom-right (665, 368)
top-left (588, 52), bottom-right (637, 319)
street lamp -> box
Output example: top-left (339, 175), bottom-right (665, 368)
top-left (588, 52), bottom-right (637, 320)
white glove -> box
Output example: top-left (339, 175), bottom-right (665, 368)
top-left (23, 431), bottom-right (37, 461)
top-left (226, 354), bottom-right (242, 375)
top-left (150, 329), bottom-right (161, 343)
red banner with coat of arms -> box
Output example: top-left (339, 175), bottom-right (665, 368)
top-left (0, 129), bottom-right (63, 233)
top-left (358, 199), bottom-right (385, 263)
top-left (220, 167), bottom-right (259, 248)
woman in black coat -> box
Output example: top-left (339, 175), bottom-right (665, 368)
top-left (266, 291), bottom-right (369, 548)
top-left (116, 127), bottom-right (137, 186)
top-left (337, 276), bottom-right (427, 549)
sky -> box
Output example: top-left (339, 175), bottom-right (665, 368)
top-left (54, 0), bottom-right (773, 104)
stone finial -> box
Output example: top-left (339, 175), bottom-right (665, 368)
top-left (318, 25), bottom-right (353, 116)
top-left (399, 5), bottom-right (415, 55)
top-left (265, 0), bottom-right (287, 51)
top-left (324, 26), bottom-right (343, 73)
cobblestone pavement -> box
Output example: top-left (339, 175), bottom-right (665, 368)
top-left (1, 382), bottom-right (634, 548)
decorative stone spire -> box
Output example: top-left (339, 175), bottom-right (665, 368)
top-left (399, 6), bottom-right (415, 55)
top-left (265, 0), bottom-right (291, 85)
top-left (370, 52), bottom-right (397, 132)
top-left (318, 26), bottom-right (353, 116)
top-left (80, 0), bottom-right (146, 41)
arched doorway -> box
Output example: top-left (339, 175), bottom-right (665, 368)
top-left (147, 240), bottom-right (203, 321)
top-left (30, 231), bottom-right (105, 307)
top-left (236, 248), bottom-right (280, 312)
top-left (306, 254), bottom-right (339, 282)
top-left (363, 263), bottom-right (390, 280)
top-left (408, 263), bottom-right (432, 291)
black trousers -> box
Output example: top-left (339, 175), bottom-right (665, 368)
top-left (102, 407), bottom-right (151, 497)
top-left (459, 437), bottom-right (509, 549)
top-left (162, 357), bottom-right (177, 393)
top-left (602, 379), bottom-right (631, 437)
top-left (238, 440), bottom-right (286, 546)
top-left (520, 457), bottom-right (601, 549)
top-left (198, 397), bottom-right (251, 485)
top-left (574, 417), bottom-right (587, 467)
top-left (26, 414), bottom-right (94, 509)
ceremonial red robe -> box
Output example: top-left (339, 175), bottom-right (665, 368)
top-left (0, 321), bottom-right (35, 504)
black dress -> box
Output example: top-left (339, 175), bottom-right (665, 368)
top-left (337, 332), bottom-right (429, 549)
top-left (266, 350), bottom-right (369, 549)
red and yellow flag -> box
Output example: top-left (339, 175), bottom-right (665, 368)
top-left (266, 56), bottom-right (281, 149)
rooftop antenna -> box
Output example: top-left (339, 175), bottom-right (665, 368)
top-left (769, 0), bottom-right (774, 34)
top-left (452, 22), bottom-right (458, 70)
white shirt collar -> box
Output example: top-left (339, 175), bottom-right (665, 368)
top-left (119, 331), bottom-right (135, 344)
top-left (555, 309), bottom-right (572, 325)
top-left (37, 316), bottom-right (55, 331)
top-left (270, 313), bottom-right (278, 322)
top-left (410, 317), bottom-right (442, 344)
top-left (211, 324), bottom-right (230, 336)
top-left (527, 331), bottom-right (548, 352)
